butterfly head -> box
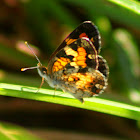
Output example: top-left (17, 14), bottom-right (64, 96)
top-left (37, 63), bottom-right (48, 78)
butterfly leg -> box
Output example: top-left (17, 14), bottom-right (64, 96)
top-left (53, 87), bottom-right (56, 98)
top-left (36, 77), bottom-right (44, 93)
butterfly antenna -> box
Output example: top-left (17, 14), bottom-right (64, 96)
top-left (21, 66), bottom-right (38, 71)
top-left (25, 41), bottom-right (42, 65)
top-left (21, 42), bottom-right (42, 72)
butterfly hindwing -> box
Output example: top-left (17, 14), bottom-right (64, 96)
top-left (98, 55), bottom-right (109, 79)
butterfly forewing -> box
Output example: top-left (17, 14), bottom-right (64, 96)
top-left (47, 38), bottom-right (98, 74)
top-left (48, 21), bottom-right (101, 65)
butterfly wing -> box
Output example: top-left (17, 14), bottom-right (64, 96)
top-left (48, 21), bottom-right (101, 64)
top-left (98, 55), bottom-right (109, 79)
top-left (47, 38), bottom-right (107, 103)
top-left (47, 37), bottom-right (98, 74)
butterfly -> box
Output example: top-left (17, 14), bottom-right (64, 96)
top-left (21, 21), bottom-right (109, 103)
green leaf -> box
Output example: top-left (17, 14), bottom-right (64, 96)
top-left (61, 0), bottom-right (140, 28)
top-left (0, 83), bottom-right (140, 121)
top-left (0, 122), bottom-right (39, 140)
top-left (108, 0), bottom-right (140, 15)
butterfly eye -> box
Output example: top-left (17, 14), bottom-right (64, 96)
top-left (41, 67), bottom-right (47, 74)
top-left (43, 71), bottom-right (46, 74)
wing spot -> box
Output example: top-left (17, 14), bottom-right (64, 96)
top-left (65, 38), bottom-right (77, 45)
top-left (91, 37), bottom-right (94, 43)
top-left (53, 57), bottom-right (70, 72)
top-left (64, 47), bottom-right (78, 57)
top-left (88, 54), bottom-right (95, 59)
top-left (70, 62), bottom-right (79, 68)
top-left (95, 84), bottom-right (103, 89)
top-left (79, 33), bottom-right (88, 38)
top-left (65, 46), bottom-right (87, 68)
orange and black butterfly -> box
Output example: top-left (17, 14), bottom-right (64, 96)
top-left (22, 21), bottom-right (109, 103)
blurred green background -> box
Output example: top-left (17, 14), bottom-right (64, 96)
top-left (0, 0), bottom-right (140, 139)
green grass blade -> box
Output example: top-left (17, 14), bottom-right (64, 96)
top-left (0, 122), bottom-right (39, 140)
top-left (0, 83), bottom-right (140, 120)
top-left (108, 0), bottom-right (140, 15)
